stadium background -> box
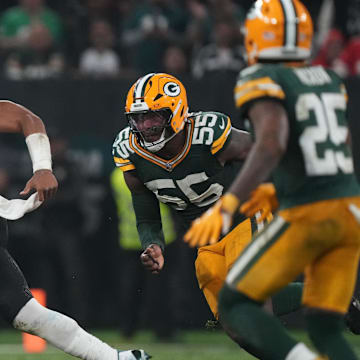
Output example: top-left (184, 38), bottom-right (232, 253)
top-left (0, 0), bottom-right (359, 346)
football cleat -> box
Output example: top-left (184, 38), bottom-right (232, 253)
top-left (117, 349), bottom-right (152, 360)
top-left (345, 296), bottom-right (360, 335)
top-left (205, 319), bottom-right (221, 330)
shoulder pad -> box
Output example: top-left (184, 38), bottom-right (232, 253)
top-left (191, 111), bottom-right (232, 155)
top-left (234, 64), bottom-right (285, 109)
top-left (112, 127), bottom-right (135, 172)
top-left (238, 64), bottom-right (264, 78)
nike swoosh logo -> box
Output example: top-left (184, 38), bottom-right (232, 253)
top-left (219, 119), bottom-right (225, 130)
top-left (349, 203), bottom-right (360, 224)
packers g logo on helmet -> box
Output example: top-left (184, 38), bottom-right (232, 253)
top-left (163, 82), bottom-right (181, 97)
top-left (244, 0), bottom-right (313, 65)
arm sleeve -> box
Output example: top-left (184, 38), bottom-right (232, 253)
top-left (112, 128), bottom-right (135, 172)
top-left (211, 115), bottom-right (232, 155)
top-left (131, 190), bottom-right (165, 251)
top-left (234, 68), bottom-right (285, 118)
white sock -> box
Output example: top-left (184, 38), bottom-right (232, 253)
top-left (13, 298), bottom-right (117, 360)
top-left (285, 343), bottom-right (319, 360)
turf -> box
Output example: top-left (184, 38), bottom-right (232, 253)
top-left (0, 328), bottom-right (359, 359)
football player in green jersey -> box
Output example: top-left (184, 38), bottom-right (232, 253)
top-left (185, 0), bottom-right (360, 359)
top-left (112, 72), bottom-right (306, 357)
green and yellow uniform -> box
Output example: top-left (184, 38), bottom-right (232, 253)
top-left (113, 111), bottom-right (234, 224)
top-left (113, 111), bottom-right (257, 317)
top-left (230, 63), bottom-right (360, 313)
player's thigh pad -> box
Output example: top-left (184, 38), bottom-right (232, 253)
top-left (196, 237), bottom-right (226, 318)
top-left (224, 218), bottom-right (252, 270)
top-left (225, 198), bottom-right (360, 305)
top-left (302, 196), bottom-right (360, 313)
top-left (196, 219), bottom-right (252, 318)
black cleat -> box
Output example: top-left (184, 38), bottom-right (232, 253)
top-left (205, 319), bottom-right (221, 331)
top-left (345, 297), bottom-right (360, 335)
top-left (117, 349), bottom-right (152, 360)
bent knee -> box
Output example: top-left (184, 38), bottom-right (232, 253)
top-left (13, 298), bottom-right (79, 335)
top-left (195, 251), bottom-right (226, 290)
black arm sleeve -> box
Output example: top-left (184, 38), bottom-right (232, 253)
top-left (131, 190), bottom-right (165, 251)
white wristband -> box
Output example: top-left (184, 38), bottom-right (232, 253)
top-left (25, 133), bottom-right (52, 173)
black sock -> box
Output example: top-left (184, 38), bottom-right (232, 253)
top-left (306, 311), bottom-right (357, 360)
top-left (272, 282), bottom-right (303, 316)
top-left (219, 285), bottom-right (298, 360)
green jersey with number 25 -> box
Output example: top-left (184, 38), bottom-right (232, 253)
top-left (112, 111), bottom-right (244, 225)
top-left (235, 63), bottom-right (360, 210)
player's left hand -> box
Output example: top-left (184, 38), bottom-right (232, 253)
top-left (20, 169), bottom-right (58, 202)
top-left (240, 183), bottom-right (278, 223)
top-left (184, 193), bottom-right (240, 248)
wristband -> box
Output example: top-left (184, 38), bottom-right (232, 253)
top-left (222, 193), bottom-right (240, 215)
top-left (25, 133), bottom-right (52, 173)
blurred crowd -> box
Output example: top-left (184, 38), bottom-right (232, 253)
top-left (0, 0), bottom-right (251, 81)
top-left (0, 0), bottom-right (359, 81)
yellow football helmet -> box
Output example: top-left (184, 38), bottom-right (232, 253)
top-left (125, 73), bottom-right (189, 152)
top-left (244, 0), bottom-right (313, 65)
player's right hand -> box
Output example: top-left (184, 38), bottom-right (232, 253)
top-left (140, 244), bottom-right (164, 274)
top-left (20, 169), bottom-right (58, 202)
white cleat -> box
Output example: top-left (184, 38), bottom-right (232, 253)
top-left (118, 349), bottom-right (152, 360)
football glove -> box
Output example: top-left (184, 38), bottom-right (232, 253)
top-left (184, 193), bottom-right (239, 248)
top-left (240, 183), bottom-right (278, 223)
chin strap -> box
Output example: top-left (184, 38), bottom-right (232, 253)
top-left (143, 129), bottom-right (177, 153)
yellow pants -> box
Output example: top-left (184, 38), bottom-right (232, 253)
top-left (227, 196), bottom-right (360, 314)
top-left (196, 218), bottom-right (252, 319)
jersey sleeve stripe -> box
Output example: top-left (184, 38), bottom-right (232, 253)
top-left (235, 88), bottom-right (285, 108)
top-left (114, 156), bottom-right (132, 165)
top-left (113, 157), bottom-right (135, 172)
top-left (211, 117), bottom-right (232, 154)
top-left (235, 77), bottom-right (285, 107)
top-left (116, 163), bottom-right (136, 172)
top-left (235, 76), bottom-right (279, 93)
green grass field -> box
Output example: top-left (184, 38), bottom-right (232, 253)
top-left (0, 328), bottom-right (360, 360)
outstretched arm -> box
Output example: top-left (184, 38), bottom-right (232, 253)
top-left (124, 170), bottom-right (165, 274)
top-left (0, 100), bottom-right (45, 135)
top-left (0, 100), bottom-right (57, 201)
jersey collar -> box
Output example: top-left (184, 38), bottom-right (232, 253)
top-left (129, 119), bottom-right (194, 172)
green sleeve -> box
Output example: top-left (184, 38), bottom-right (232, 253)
top-left (132, 190), bottom-right (165, 251)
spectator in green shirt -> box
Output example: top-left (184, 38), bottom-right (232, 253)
top-left (0, 0), bottom-right (63, 50)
